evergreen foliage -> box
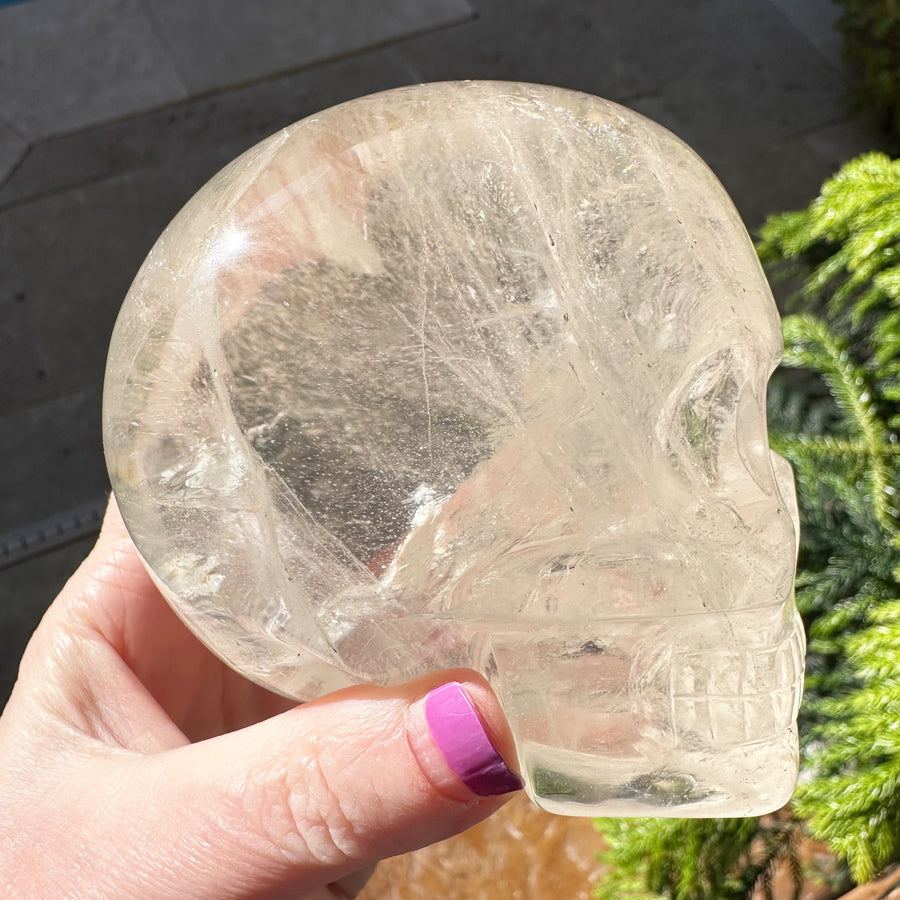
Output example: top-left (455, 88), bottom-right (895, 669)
top-left (595, 152), bottom-right (900, 898)
top-left (594, 817), bottom-right (802, 900)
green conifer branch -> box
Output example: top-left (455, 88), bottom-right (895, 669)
top-left (781, 314), bottom-right (895, 531)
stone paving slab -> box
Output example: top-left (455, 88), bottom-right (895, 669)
top-left (375, 0), bottom-right (880, 224)
top-left (769, 0), bottom-right (845, 67)
top-left (0, 0), bottom-right (187, 143)
top-left (623, 0), bottom-right (848, 149)
top-left (0, 535), bottom-right (98, 709)
top-left (143, 0), bottom-right (473, 94)
top-left (5, 169), bottom-right (201, 399)
top-left (712, 115), bottom-right (884, 232)
top-left (0, 386), bottom-right (106, 533)
top-left (0, 116), bottom-right (28, 188)
top-left (1, 497), bottom-right (107, 570)
top-left (0, 213), bottom-right (47, 411)
top-left (0, 47), bottom-right (419, 209)
top-left (0, 0), bottom-right (473, 186)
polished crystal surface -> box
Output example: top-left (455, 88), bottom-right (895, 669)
top-left (103, 81), bottom-right (804, 816)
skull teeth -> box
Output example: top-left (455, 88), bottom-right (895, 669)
top-left (671, 629), bottom-right (804, 744)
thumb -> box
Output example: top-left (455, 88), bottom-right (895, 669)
top-left (111, 673), bottom-right (521, 899)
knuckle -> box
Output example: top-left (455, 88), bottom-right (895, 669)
top-left (243, 748), bottom-right (368, 869)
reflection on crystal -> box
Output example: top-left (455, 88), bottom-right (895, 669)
top-left (103, 81), bottom-right (804, 816)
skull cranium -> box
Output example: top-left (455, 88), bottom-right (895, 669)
top-left (104, 81), bottom-right (803, 816)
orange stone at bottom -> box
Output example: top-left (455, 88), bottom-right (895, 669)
top-left (359, 794), bottom-right (606, 900)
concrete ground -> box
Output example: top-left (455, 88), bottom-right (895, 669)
top-left (0, 0), bottom-right (890, 704)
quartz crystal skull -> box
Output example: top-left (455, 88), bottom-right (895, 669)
top-left (103, 81), bottom-right (804, 816)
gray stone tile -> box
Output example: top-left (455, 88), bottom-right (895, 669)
top-left (387, 0), bottom-right (838, 137)
top-left (710, 137), bottom-right (850, 233)
top-left (629, 91), bottom-right (886, 231)
top-left (801, 115), bottom-right (887, 171)
top-left (768, 0), bottom-right (845, 68)
top-left (0, 115), bottom-right (28, 187)
top-left (0, 48), bottom-right (419, 208)
top-left (0, 497), bottom-right (106, 570)
top-left (0, 388), bottom-right (106, 706)
top-left (4, 168), bottom-right (193, 399)
top-left (387, 0), bottom-right (884, 220)
top-left (142, 0), bottom-right (473, 94)
top-left (596, 0), bottom-right (885, 227)
top-left (0, 535), bottom-right (98, 711)
top-left (0, 0), bottom-right (881, 223)
top-left (0, 214), bottom-right (50, 412)
top-left (618, 0), bottom-right (847, 146)
top-left (0, 386), bottom-right (107, 533)
top-left (727, 116), bottom-right (889, 231)
top-left (0, 0), bottom-right (186, 140)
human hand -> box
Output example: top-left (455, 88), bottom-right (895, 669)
top-left (0, 498), bottom-right (521, 899)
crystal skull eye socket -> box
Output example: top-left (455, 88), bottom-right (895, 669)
top-left (102, 81), bottom-right (804, 816)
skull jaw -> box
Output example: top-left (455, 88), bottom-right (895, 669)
top-left (484, 604), bottom-right (804, 817)
top-left (520, 726), bottom-right (799, 817)
top-left (142, 533), bottom-right (803, 818)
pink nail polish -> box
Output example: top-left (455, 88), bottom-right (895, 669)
top-left (424, 682), bottom-right (522, 797)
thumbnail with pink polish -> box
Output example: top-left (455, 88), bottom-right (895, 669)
top-left (423, 682), bottom-right (522, 797)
